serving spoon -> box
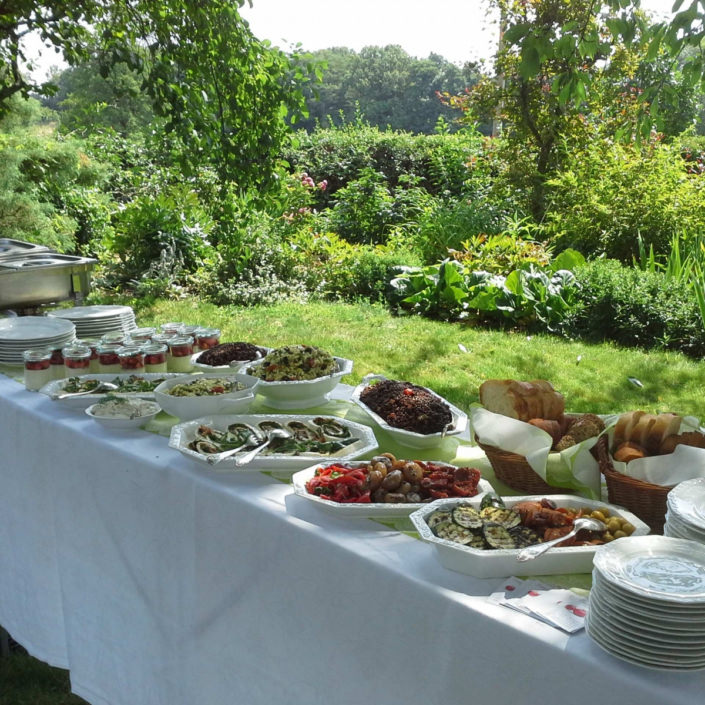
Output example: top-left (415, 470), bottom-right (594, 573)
top-left (234, 429), bottom-right (292, 467)
top-left (56, 381), bottom-right (119, 400)
top-left (515, 516), bottom-right (607, 562)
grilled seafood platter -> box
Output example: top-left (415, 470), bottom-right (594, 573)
top-left (169, 413), bottom-right (378, 472)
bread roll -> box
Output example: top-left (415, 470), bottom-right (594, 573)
top-left (614, 411), bottom-right (683, 455)
top-left (644, 413), bottom-right (681, 455)
top-left (614, 441), bottom-right (647, 463)
top-left (479, 379), bottom-right (565, 422)
top-left (528, 418), bottom-right (562, 447)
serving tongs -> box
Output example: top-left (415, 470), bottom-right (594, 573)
top-left (55, 381), bottom-right (119, 400)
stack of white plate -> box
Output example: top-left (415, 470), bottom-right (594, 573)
top-left (665, 478), bottom-right (705, 542)
top-left (587, 535), bottom-right (705, 671)
top-left (46, 305), bottom-right (137, 338)
top-left (0, 316), bottom-right (76, 365)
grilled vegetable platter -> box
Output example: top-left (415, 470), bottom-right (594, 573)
top-left (169, 413), bottom-right (379, 473)
top-left (291, 454), bottom-right (493, 518)
top-left (410, 494), bottom-right (650, 578)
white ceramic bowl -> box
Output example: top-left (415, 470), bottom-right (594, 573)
top-left (350, 374), bottom-right (468, 449)
top-left (154, 372), bottom-right (258, 420)
top-left (85, 400), bottom-right (161, 430)
top-left (240, 356), bottom-right (354, 409)
top-left (190, 346), bottom-right (271, 372)
top-left (410, 495), bottom-right (650, 578)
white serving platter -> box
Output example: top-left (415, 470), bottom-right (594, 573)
top-left (350, 374), bottom-right (468, 449)
top-left (291, 461), bottom-right (493, 518)
top-left (410, 495), bottom-right (650, 578)
top-left (169, 413), bottom-right (378, 473)
top-left (190, 346), bottom-right (272, 372)
top-left (39, 372), bottom-right (185, 409)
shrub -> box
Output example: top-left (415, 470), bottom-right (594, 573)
top-left (543, 140), bottom-right (705, 261)
top-left (105, 185), bottom-right (213, 283)
top-left (563, 260), bottom-right (705, 357)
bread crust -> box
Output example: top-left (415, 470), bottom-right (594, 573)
top-left (479, 379), bottom-right (564, 422)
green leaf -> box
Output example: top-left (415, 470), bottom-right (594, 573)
top-left (503, 23), bottom-right (532, 46)
top-left (519, 46), bottom-right (541, 80)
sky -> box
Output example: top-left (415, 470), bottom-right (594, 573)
top-left (239, 0), bottom-right (677, 66)
top-left (24, 0), bottom-right (678, 80)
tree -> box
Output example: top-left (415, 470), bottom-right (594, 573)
top-left (1, 1), bottom-right (313, 193)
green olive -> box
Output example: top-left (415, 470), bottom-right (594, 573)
top-left (603, 532), bottom-right (615, 542)
top-left (613, 530), bottom-right (628, 539)
top-left (607, 518), bottom-right (621, 534)
top-left (591, 510), bottom-right (607, 522)
top-left (621, 522), bottom-right (636, 536)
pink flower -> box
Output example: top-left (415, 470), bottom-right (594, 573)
top-left (318, 179), bottom-right (328, 191)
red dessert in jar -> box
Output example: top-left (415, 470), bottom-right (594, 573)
top-left (117, 346), bottom-right (145, 371)
top-left (195, 328), bottom-right (221, 350)
top-left (62, 345), bottom-right (91, 371)
top-left (23, 349), bottom-right (53, 391)
top-left (143, 343), bottom-right (168, 373)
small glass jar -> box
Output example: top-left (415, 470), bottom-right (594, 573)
top-left (48, 346), bottom-right (65, 380)
top-left (81, 339), bottom-right (101, 373)
top-left (117, 345), bottom-right (145, 372)
top-left (130, 327), bottom-right (156, 343)
top-left (23, 349), bottom-right (52, 391)
top-left (160, 322), bottom-right (185, 336)
top-left (62, 345), bottom-right (92, 373)
top-left (168, 335), bottom-right (194, 373)
top-left (195, 327), bottom-right (221, 350)
top-left (97, 343), bottom-right (123, 374)
top-left (180, 324), bottom-right (200, 338)
top-left (101, 332), bottom-right (128, 346)
top-left (143, 343), bottom-right (168, 373)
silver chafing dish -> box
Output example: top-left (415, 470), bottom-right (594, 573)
top-left (0, 241), bottom-right (97, 310)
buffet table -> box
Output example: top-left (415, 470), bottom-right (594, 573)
top-left (1, 372), bottom-right (703, 705)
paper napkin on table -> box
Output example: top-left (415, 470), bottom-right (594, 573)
top-left (488, 577), bottom-right (588, 634)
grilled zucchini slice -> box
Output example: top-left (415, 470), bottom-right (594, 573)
top-left (509, 525), bottom-right (542, 548)
top-left (482, 522), bottom-right (518, 549)
top-left (451, 504), bottom-right (483, 530)
top-left (426, 510), bottom-right (452, 529)
top-left (480, 506), bottom-right (521, 529)
top-left (434, 521), bottom-right (477, 545)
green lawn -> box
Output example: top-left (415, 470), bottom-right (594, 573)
top-left (132, 299), bottom-right (705, 419)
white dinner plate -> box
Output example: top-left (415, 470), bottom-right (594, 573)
top-left (593, 536), bottom-right (705, 603)
top-left (291, 462), bottom-right (493, 518)
top-left (0, 317), bottom-right (75, 341)
top-left (47, 305), bottom-right (134, 320)
top-left (668, 478), bottom-right (705, 531)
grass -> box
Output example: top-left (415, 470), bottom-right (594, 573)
top-left (0, 647), bottom-right (87, 705)
top-left (8, 297), bottom-right (705, 703)
top-left (130, 298), bottom-right (705, 419)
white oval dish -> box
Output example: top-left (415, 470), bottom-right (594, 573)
top-left (153, 372), bottom-right (258, 420)
top-left (292, 461), bottom-right (493, 518)
top-left (169, 413), bottom-right (378, 473)
top-left (350, 374), bottom-right (468, 449)
top-left (85, 399), bottom-right (161, 430)
top-left (240, 356), bottom-right (354, 410)
top-left (410, 494), bottom-right (650, 578)
top-left (190, 345), bottom-right (271, 372)
top-left (40, 372), bottom-right (184, 410)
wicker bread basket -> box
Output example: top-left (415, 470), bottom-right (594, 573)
top-left (476, 439), bottom-right (573, 495)
top-left (594, 436), bottom-right (669, 534)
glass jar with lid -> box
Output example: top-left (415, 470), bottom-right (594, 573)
top-left (143, 342), bottom-right (168, 373)
top-left (62, 345), bottom-right (92, 374)
top-left (117, 345), bottom-right (145, 372)
top-left (48, 345), bottom-right (65, 380)
top-left (23, 349), bottom-right (52, 391)
top-left (97, 343), bottom-right (123, 374)
top-left (167, 335), bottom-right (194, 373)
top-left (195, 327), bottom-right (221, 350)
top-left (130, 327), bottom-right (156, 343)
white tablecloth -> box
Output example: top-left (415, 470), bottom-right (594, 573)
top-left (1, 373), bottom-right (703, 705)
